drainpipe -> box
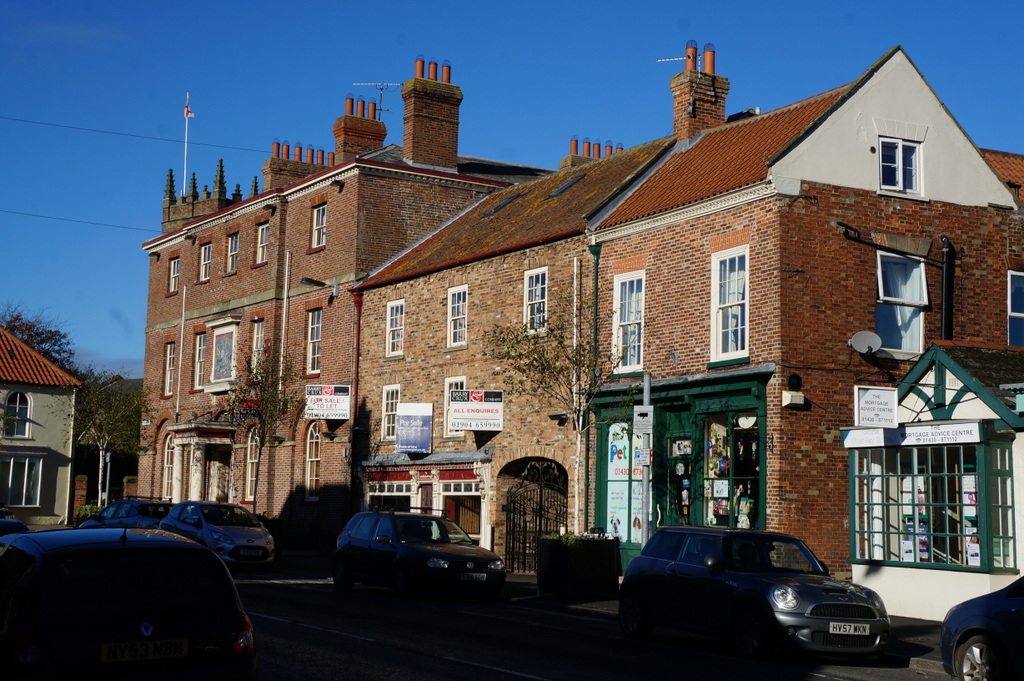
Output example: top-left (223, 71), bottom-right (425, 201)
top-left (586, 241), bottom-right (603, 532)
top-left (351, 289), bottom-right (364, 449)
top-left (941, 235), bottom-right (956, 341)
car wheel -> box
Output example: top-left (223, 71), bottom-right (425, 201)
top-left (731, 603), bottom-right (773, 659)
top-left (956, 634), bottom-right (1009, 681)
top-left (618, 588), bottom-right (653, 639)
top-left (394, 565), bottom-right (418, 600)
top-left (332, 558), bottom-right (352, 591)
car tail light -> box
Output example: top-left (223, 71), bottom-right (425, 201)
top-left (228, 613), bottom-right (256, 659)
top-left (14, 627), bottom-right (51, 671)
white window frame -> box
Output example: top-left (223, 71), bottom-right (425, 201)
top-left (0, 454), bottom-right (42, 507)
top-left (3, 392), bottom-right (30, 438)
top-left (879, 138), bottom-right (921, 194)
top-left (382, 384), bottom-right (400, 440)
top-left (612, 271), bottom-right (644, 372)
top-left (199, 242), bottom-right (212, 281)
top-left (162, 436), bottom-right (174, 499)
top-left (245, 430), bottom-right (259, 501)
top-left (447, 285), bottom-right (468, 347)
top-left (876, 252), bottom-right (928, 354)
top-left (307, 309), bottom-right (322, 374)
top-left (256, 222), bottom-right (269, 264)
top-left (444, 377), bottom-right (466, 437)
top-left (193, 333), bottom-right (206, 389)
top-left (386, 300), bottom-right (405, 357)
top-left (311, 203), bottom-right (327, 248)
top-left (523, 267), bottom-right (548, 332)
top-left (206, 316), bottom-right (241, 388)
top-left (226, 232), bottom-right (239, 272)
top-left (168, 257), bottom-right (180, 293)
top-left (251, 319), bottom-right (265, 366)
top-left (710, 246), bottom-right (749, 362)
top-left (163, 342), bottom-right (176, 396)
top-left (1008, 271), bottom-right (1024, 346)
top-left (305, 423), bottom-right (321, 500)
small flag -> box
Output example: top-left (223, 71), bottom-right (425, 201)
top-left (184, 103), bottom-right (194, 118)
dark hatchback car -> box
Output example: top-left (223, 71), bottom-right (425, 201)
top-left (940, 576), bottom-right (1024, 681)
top-left (618, 526), bottom-right (890, 660)
top-left (333, 511), bottom-right (506, 599)
top-left (79, 499), bottom-right (173, 529)
top-left (0, 528), bottom-right (257, 680)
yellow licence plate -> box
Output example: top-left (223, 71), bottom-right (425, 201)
top-left (101, 638), bottom-right (188, 662)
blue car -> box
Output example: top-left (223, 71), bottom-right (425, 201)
top-left (940, 576), bottom-right (1024, 680)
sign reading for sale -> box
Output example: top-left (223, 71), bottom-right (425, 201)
top-left (447, 390), bottom-right (504, 431)
top-left (305, 385), bottom-right (351, 420)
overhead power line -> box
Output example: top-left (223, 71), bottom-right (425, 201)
top-left (0, 115), bottom-right (266, 154)
top-left (0, 209), bottom-right (160, 234)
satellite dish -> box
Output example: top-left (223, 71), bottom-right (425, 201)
top-left (849, 331), bottom-right (882, 354)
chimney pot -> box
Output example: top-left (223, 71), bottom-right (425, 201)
top-left (570, 136), bottom-right (579, 155)
top-left (604, 142), bottom-right (613, 156)
top-left (282, 141), bottom-right (290, 159)
top-left (345, 96), bottom-right (354, 116)
top-left (294, 143), bottom-right (302, 161)
top-left (415, 55), bottom-right (425, 78)
top-left (702, 42), bottom-right (716, 74)
top-left (593, 139), bottom-right (601, 158)
top-left (428, 60), bottom-right (438, 81)
top-left (582, 138), bottom-right (591, 156)
top-left (441, 60), bottom-right (451, 83)
top-left (306, 148), bottom-right (314, 163)
top-left (271, 141), bottom-right (281, 158)
top-left (356, 98), bottom-right (365, 118)
top-left (317, 148), bottom-right (325, 165)
top-left (368, 101), bottom-right (377, 120)
top-left (685, 40), bottom-right (698, 71)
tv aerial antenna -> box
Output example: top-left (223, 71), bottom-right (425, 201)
top-left (352, 82), bottom-right (401, 119)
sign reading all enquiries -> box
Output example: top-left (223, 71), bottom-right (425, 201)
top-left (447, 390), bottom-right (504, 431)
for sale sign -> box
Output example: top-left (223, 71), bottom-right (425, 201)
top-left (304, 385), bottom-right (351, 420)
top-left (447, 390), bottom-right (504, 431)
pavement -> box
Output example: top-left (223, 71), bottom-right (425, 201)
top-left (264, 549), bottom-right (946, 675)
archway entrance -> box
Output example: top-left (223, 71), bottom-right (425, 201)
top-left (502, 459), bottom-right (568, 573)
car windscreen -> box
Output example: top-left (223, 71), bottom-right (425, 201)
top-left (139, 503), bottom-right (172, 519)
top-left (725, 536), bottom-right (826, 574)
top-left (202, 504), bottom-right (261, 527)
top-left (39, 548), bottom-right (238, 622)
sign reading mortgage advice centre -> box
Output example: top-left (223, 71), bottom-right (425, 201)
top-left (842, 422), bottom-right (982, 448)
top-left (447, 390), bottom-right (504, 431)
top-left (304, 385), bottom-right (351, 420)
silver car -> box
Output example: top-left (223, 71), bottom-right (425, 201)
top-left (618, 527), bottom-right (890, 660)
top-left (160, 501), bottom-right (275, 564)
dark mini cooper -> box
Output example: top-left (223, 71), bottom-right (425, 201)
top-left (618, 526), bottom-right (890, 659)
top-left (333, 511), bottom-right (506, 599)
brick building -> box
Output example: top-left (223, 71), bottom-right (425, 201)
top-left (138, 58), bottom-right (548, 547)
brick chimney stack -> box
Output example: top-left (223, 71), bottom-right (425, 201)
top-left (670, 41), bottom-right (730, 141)
top-left (402, 57), bottom-right (463, 170)
top-left (333, 95), bottom-right (388, 162)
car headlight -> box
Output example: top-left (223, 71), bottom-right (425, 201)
top-left (488, 560), bottom-right (505, 571)
top-left (427, 558), bottom-right (449, 569)
top-left (771, 585), bottom-right (800, 610)
top-left (211, 531), bottom-right (234, 545)
top-left (865, 588), bottom-right (887, 615)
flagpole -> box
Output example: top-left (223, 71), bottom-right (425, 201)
top-left (182, 92), bottom-right (192, 198)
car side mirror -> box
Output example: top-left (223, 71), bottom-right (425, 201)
top-left (374, 534), bottom-right (392, 544)
top-left (705, 554), bottom-right (725, 576)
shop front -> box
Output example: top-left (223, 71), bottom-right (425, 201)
top-left (844, 344), bottom-right (1024, 620)
top-left (593, 366), bottom-right (771, 570)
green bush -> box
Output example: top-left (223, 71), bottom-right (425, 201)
top-left (75, 505), bottom-right (103, 526)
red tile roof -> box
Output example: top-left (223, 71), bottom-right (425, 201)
top-left (0, 326), bottom-right (80, 387)
top-left (601, 86), bottom-right (849, 228)
top-left (356, 137), bottom-right (675, 289)
top-left (984, 149), bottom-right (1024, 203)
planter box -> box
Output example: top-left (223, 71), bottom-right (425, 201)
top-left (537, 537), bottom-right (620, 599)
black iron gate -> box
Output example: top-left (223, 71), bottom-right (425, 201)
top-left (504, 460), bottom-right (568, 573)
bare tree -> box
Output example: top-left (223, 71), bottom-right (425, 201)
top-left (482, 287), bottom-right (625, 532)
top-left (0, 303), bottom-right (77, 375)
top-left (221, 351), bottom-right (304, 515)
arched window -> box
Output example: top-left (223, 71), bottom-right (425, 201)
top-left (162, 436), bottom-right (175, 499)
top-left (245, 430), bottom-right (259, 501)
top-left (306, 424), bottom-right (321, 501)
top-left (3, 392), bottom-right (30, 438)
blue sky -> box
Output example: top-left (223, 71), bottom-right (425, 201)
top-left (2, 0), bottom-right (1021, 378)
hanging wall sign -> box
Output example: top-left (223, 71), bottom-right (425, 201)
top-left (304, 385), bottom-right (351, 420)
top-left (447, 390), bottom-right (503, 431)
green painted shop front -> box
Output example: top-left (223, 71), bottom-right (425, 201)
top-left (592, 367), bottom-right (772, 571)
